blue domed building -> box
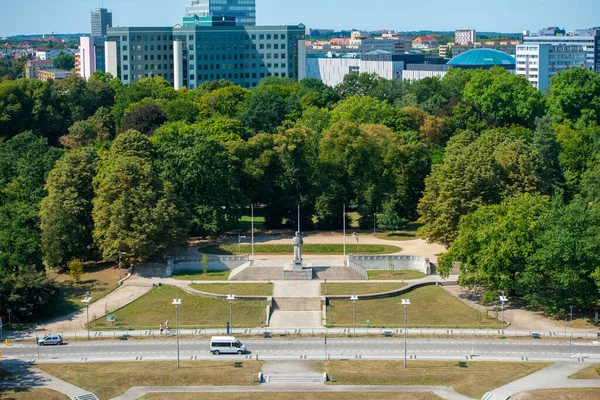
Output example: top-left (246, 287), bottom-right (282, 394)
top-left (447, 49), bottom-right (516, 70)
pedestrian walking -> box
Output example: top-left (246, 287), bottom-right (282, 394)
top-left (159, 323), bottom-right (163, 335)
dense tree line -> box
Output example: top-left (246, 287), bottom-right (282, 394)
top-left (0, 66), bottom-right (599, 321)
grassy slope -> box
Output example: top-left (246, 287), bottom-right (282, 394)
top-left (326, 285), bottom-right (503, 328)
top-left (326, 360), bottom-right (549, 398)
top-left (38, 361), bottom-right (262, 400)
top-left (90, 285), bottom-right (266, 330)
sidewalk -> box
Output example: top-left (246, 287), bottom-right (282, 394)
top-left (0, 360), bottom-right (90, 398)
top-left (487, 362), bottom-right (600, 399)
top-left (111, 384), bottom-right (473, 400)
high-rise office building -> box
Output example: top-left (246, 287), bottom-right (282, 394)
top-left (91, 7), bottom-right (113, 37)
top-left (184, 0), bottom-right (256, 26)
top-left (105, 22), bottom-right (306, 89)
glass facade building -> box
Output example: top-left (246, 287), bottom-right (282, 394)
top-left (91, 8), bottom-right (113, 37)
top-left (105, 23), bottom-right (306, 89)
top-left (185, 0), bottom-right (256, 26)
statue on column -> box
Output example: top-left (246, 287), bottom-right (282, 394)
top-left (292, 231), bottom-right (303, 262)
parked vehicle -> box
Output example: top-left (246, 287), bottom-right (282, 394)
top-left (38, 334), bottom-right (63, 346)
top-left (210, 336), bottom-right (246, 355)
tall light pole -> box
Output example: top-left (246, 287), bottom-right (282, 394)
top-left (118, 251), bottom-right (127, 280)
top-left (352, 232), bottom-right (358, 254)
top-left (499, 291), bottom-right (508, 338)
top-left (570, 305), bottom-right (574, 322)
top-left (402, 298), bottom-right (410, 368)
top-left (82, 292), bottom-right (92, 340)
top-left (350, 294), bottom-right (358, 336)
top-left (251, 204), bottom-right (254, 260)
top-left (227, 293), bottom-right (235, 334)
top-left (343, 204), bottom-right (346, 257)
top-left (172, 298), bottom-right (181, 368)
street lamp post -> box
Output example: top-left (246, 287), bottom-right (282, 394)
top-left (499, 291), bottom-right (509, 338)
top-left (352, 232), bottom-right (358, 254)
top-left (350, 294), bottom-right (359, 336)
top-left (401, 298), bottom-right (410, 368)
top-left (227, 293), bottom-right (235, 334)
top-left (172, 298), bottom-right (181, 368)
top-left (570, 305), bottom-right (574, 322)
top-left (81, 292), bottom-right (92, 340)
top-left (7, 308), bottom-right (11, 330)
top-left (118, 251), bottom-right (127, 280)
top-left (343, 204), bottom-right (346, 257)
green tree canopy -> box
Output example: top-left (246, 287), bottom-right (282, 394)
top-left (40, 147), bottom-right (99, 269)
top-left (418, 129), bottom-right (545, 246)
top-left (462, 67), bottom-right (546, 128)
top-left (548, 67), bottom-right (600, 125)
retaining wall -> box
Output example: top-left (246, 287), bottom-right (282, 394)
top-left (166, 255), bottom-right (249, 277)
top-left (350, 255), bottom-right (431, 274)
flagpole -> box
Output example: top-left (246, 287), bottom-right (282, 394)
top-left (298, 204), bottom-right (300, 233)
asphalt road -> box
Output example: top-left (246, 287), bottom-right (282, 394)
top-left (3, 338), bottom-right (600, 363)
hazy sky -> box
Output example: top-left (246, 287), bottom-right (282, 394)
top-left (1, 0), bottom-right (598, 36)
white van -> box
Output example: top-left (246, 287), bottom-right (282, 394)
top-left (210, 336), bottom-right (246, 355)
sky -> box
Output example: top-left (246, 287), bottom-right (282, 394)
top-left (1, 0), bottom-right (598, 37)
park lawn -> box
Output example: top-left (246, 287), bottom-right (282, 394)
top-left (325, 360), bottom-right (550, 398)
top-left (570, 364), bottom-right (600, 379)
top-left (190, 283), bottom-right (273, 296)
top-left (172, 270), bottom-right (231, 281)
top-left (140, 393), bottom-right (441, 400)
top-left (0, 389), bottom-right (69, 400)
top-left (322, 282), bottom-right (406, 296)
top-left (510, 388), bottom-right (600, 400)
top-left (367, 270), bottom-right (426, 280)
top-left (373, 222), bottom-right (423, 241)
top-left (90, 285), bottom-right (266, 330)
top-left (46, 263), bottom-right (121, 320)
top-left (237, 215), bottom-right (266, 230)
top-left (200, 244), bottom-right (401, 255)
top-left (38, 361), bottom-right (262, 400)
top-left (326, 285), bottom-right (502, 328)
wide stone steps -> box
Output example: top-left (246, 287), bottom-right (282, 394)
top-left (265, 374), bottom-right (324, 383)
top-left (273, 297), bottom-right (321, 311)
top-left (313, 267), bottom-right (367, 280)
top-left (228, 267), bottom-right (284, 281)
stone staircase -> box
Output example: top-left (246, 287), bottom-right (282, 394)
top-left (228, 261), bottom-right (253, 280)
top-left (228, 267), bottom-right (284, 281)
top-left (313, 267), bottom-right (367, 280)
top-left (273, 297), bottom-right (321, 311)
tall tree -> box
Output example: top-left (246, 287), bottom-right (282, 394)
top-left (462, 67), bottom-right (546, 128)
top-left (547, 67), bottom-right (600, 125)
top-left (92, 132), bottom-right (188, 262)
top-left (40, 147), bottom-right (99, 269)
top-left (0, 132), bottom-right (62, 274)
top-left (153, 125), bottom-right (244, 235)
top-left (418, 129), bottom-right (543, 246)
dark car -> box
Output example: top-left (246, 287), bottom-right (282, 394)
top-left (38, 334), bottom-right (63, 346)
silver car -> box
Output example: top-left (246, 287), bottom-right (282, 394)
top-left (38, 334), bottom-right (63, 346)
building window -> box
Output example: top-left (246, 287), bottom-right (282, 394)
top-left (123, 36), bottom-right (128, 41)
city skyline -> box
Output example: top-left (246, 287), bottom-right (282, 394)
top-left (1, 0), bottom-right (598, 37)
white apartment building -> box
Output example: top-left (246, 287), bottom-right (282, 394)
top-left (455, 29), bottom-right (476, 44)
top-left (35, 49), bottom-right (69, 60)
top-left (516, 44), bottom-right (587, 92)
